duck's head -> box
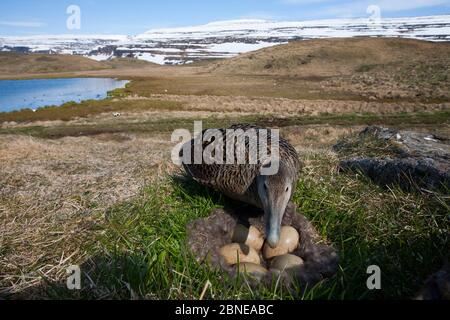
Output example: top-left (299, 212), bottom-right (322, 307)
top-left (257, 160), bottom-right (295, 248)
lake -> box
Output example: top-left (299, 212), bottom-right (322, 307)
top-left (0, 78), bottom-right (129, 113)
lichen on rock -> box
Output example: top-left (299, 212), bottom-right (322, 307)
top-left (335, 126), bottom-right (450, 192)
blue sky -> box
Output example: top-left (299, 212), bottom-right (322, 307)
top-left (1, 0), bottom-right (449, 36)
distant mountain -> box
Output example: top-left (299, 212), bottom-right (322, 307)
top-left (1, 15), bottom-right (449, 65)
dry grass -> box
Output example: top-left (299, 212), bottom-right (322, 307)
top-left (1, 89), bottom-right (449, 125)
top-left (143, 94), bottom-right (449, 116)
top-left (209, 38), bottom-right (450, 102)
top-left (211, 38), bottom-right (450, 77)
top-left (0, 133), bottom-right (175, 297)
top-left (0, 53), bottom-right (107, 75)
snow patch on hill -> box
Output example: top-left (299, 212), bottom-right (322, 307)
top-left (1, 15), bottom-right (449, 65)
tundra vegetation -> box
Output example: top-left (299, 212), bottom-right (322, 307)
top-left (0, 38), bottom-right (448, 299)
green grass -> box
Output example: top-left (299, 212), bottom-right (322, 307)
top-left (255, 110), bottom-right (450, 127)
top-left (49, 179), bottom-right (303, 300)
top-left (2, 110), bottom-right (449, 140)
top-left (44, 153), bottom-right (449, 300)
top-left (0, 116), bottom-right (259, 139)
top-left (333, 132), bottom-right (405, 159)
top-left (355, 64), bottom-right (379, 73)
top-left (0, 97), bottom-right (182, 123)
top-left (294, 154), bottom-right (449, 299)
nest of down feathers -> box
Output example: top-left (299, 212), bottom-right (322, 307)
top-left (187, 202), bottom-right (339, 290)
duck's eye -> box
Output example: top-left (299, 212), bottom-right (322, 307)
top-left (285, 187), bottom-right (290, 192)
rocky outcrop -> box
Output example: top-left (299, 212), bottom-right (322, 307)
top-left (335, 126), bottom-right (450, 192)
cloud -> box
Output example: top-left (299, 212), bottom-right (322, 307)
top-left (0, 21), bottom-right (47, 28)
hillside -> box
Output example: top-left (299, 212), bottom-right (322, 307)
top-left (210, 38), bottom-right (450, 101)
top-left (0, 52), bottom-right (107, 75)
top-left (102, 57), bottom-right (157, 69)
top-left (0, 53), bottom-right (157, 77)
top-left (211, 38), bottom-right (450, 76)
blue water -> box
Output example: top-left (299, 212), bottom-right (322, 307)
top-left (0, 78), bottom-right (129, 113)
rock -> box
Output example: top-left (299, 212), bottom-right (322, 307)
top-left (335, 126), bottom-right (450, 192)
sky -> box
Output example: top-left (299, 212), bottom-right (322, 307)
top-left (0, 0), bottom-right (449, 36)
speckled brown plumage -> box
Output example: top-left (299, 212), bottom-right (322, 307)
top-left (180, 124), bottom-right (302, 209)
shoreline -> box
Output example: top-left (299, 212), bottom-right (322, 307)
top-left (0, 77), bottom-right (131, 114)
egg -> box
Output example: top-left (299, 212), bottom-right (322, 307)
top-left (237, 263), bottom-right (268, 280)
top-left (269, 268), bottom-right (283, 279)
top-left (263, 226), bottom-right (300, 260)
top-left (219, 243), bottom-right (261, 265)
top-left (232, 224), bottom-right (264, 251)
top-left (270, 254), bottom-right (304, 274)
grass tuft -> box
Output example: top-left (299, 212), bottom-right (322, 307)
top-left (41, 153), bottom-right (449, 300)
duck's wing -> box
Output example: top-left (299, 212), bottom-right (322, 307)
top-left (180, 127), bottom-right (260, 195)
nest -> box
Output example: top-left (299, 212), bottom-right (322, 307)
top-left (187, 202), bottom-right (339, 290)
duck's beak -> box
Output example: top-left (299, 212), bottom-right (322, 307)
top-left (265, 199), bottom-right (288, 248)
top-left (266, 212), bottom-right (281, 248)
top-left (264, 188), bottom-right (291, 248)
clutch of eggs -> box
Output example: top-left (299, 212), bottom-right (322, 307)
top-left (219, 224), bottom-right (302, 279)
